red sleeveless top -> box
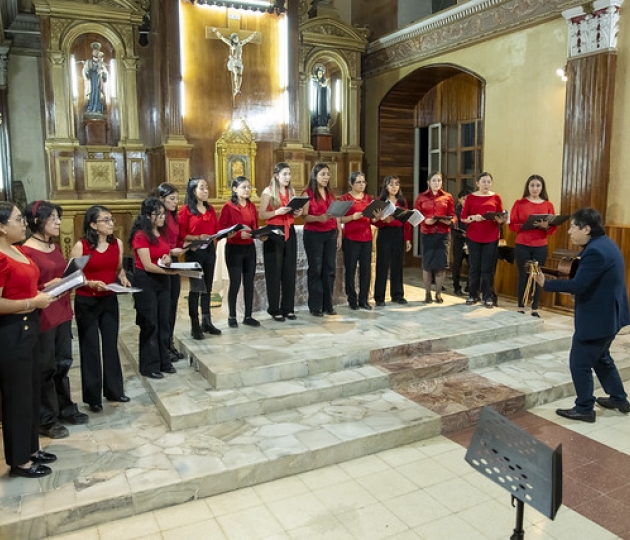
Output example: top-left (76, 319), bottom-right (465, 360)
top-left (76, 238), bottom-right (120, 297)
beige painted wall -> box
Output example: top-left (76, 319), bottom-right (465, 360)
top-left (609, 11), bottom-right (630, 225)
top-left (363, 18), bottom-right (568, 215)
top-left (8, 54), bottom-right (47, 202)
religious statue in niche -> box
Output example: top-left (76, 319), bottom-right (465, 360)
top-left (311, 64), bottom-right (331, 133)
top-left (211, 27), bottom-right (259, 101)
top-left (83, 42), bottom-right (108, 117)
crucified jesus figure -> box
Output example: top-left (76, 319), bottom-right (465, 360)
top-left (211, 28), bottom-right (259, 98)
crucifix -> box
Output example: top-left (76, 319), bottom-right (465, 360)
top-left (207, 13), bottom-right (261, 106)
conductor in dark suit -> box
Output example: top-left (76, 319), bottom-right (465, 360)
top-left (536, 207), bottom-right (630, 422)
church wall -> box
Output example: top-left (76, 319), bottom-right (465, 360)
top-left (364, 18), bottom-right (568, 217)
top-left (609, 10), bottom-right (630, 226)
top-left (7, 54), bottom-right (47, 201)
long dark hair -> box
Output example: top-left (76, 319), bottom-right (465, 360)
top-left (230, 176), bottom-right (251, 205)
top-left (83, 205), bottom-right (115, 249)
top-left (155, 182), bottom-right (179, 221)
top-left (379, 175), bottom-right (405, 205)
top-left (184, 177), bottom-right (209, 216)
top-left (522, 174), bottom-right (549, 201)
top-left (24, 200), bottom-right (62, 236)
top-left (305, 163), bottom-right (334, 202)
top-left (0, 201), bottom-right (16, 225)
top-left (128, 197), bottom-right (167, 247)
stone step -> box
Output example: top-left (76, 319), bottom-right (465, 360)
top-left (0, 389), bottom-right (441, 540)
top-left (176, 311), bottom-right (545, 391)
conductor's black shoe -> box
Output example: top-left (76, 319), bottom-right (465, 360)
top-left (61, 410), bottom-right (89, 424)
top-left (106, 395), bottom-right (130, 403)
top-left (243, 317), bottom-right (261, 327)
top-left (393, 298), bottom-right (408, 304)
top-left (89, 404), bottom-right (103, 413)
top-left (10, 463), bottom-right (52, 478)
top-left (310, 310), bottom-right (323, 317)
top-left (555, 407), bottom-right (596, 423)
top-left (454, 289), bottom-right (464, 297)
top-left (596, 397), bottom-right (630, 413)
top-left (359, 303), bottom-right (372, 310)
top-left (161, 365), bottom-right (177, 374)
top-left (325, 309), bottom-right (338, 316)
top-left (375, 301), bottom-right (386, 307)
top-left (144, 372), bottom-right (164, 379)
top-left (39, 423), bottom-right (69, 439)
top-left (31, 450), bottom-right (57, 464)
top-left (349, 304), bottom-right (358, 310)
top-left (466, 296), bottom-right (478, 305)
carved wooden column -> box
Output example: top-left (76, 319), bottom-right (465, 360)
top-left (560, 0), bottom-right (623, 221)
top-left (0, 45), bottom-right (11, 200)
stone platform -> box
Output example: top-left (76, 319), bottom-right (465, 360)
top-left (2, 282), bottom-right (630, 539)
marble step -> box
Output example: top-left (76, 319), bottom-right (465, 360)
top-left (396, 338), bottom-right (630, 433)
top-left (176, 312), bottom-right (545, 391)
top-left (0, 389), bottom-right (441, 540)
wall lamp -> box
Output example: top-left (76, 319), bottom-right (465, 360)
top-left (184, 0), bottom-right (286, 15)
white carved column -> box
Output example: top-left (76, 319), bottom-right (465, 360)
top-left (563, 0), bottom-right (623, 57)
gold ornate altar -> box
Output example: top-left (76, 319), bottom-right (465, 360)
top-left (215, 119), bottom-right (258, 200)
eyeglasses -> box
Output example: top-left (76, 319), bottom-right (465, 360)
top-left (353, 180), bottom-right (366, 184)
top-left (96, 217), bottom-right (115, 224)
top-left (48, 214), bottom-right (61, 222)
top-left (11, 216), bottom-right (25, 224)
top-left (151, 213), bottom-right (166, 218)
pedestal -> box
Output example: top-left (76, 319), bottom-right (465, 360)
top-left (312, 133), bottom-right (333, 151)
top-left (84, 118), bottom-right (107, 145)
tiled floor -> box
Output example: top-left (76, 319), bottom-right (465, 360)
top-left (48, 394), bottom-right (630, 540)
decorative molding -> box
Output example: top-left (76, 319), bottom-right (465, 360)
top-left (363, 0), bottom-right (586, 77)
top-left (563, 0), bottom-right (624, 58)
top-left (301, 18), bottom-right (369, 52)
top-left (54, 157), bottom-right (76, 191)
top-left (167, 158), bottom-right (190, 187)
top-left (85, 159), bottom-right (116, 189)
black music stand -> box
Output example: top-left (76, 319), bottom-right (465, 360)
top-left (465, 406), bottom-right (563, 539)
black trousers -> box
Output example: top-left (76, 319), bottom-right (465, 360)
top-left (343, 238), bottom-right (372, 307)
top-left (374, 227), bottom-right (405, 302)
top-left (168, 274), bottom-right (181, 340)
top-left (514, 243), bottom-right (548, 309)
top-left (0, 312), bottom-right (40, 466)
top-left (75, 294), bottom-right (125, 406)
top-left (185, 244), bottom-right (216, 317)
top-left (263, 227), bottom-right (297, 316)
top-left (467, 239), bottom-right (498, 302)
top-left (37, 320), bottom-right (77, 427)
top-left (303, 229), bottom-right (337, 312)
top-left (226, 243), bottom-right (256, 318)
top-left (451, 233), bottom-right (469, 291)
top-left (132, 270), bottom-right (172, 375)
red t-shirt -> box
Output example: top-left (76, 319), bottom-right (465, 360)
top-left (414, 189), bottom-right (455, 235)
top-left (21, 244), bottom-right (73, 331)
top-left (178, 204), bottom-right (218, 245)
top-left (340, 192), bottom-right (373, 243)
top-left (303, 188), bottom-right (338, 233)
top-left (509, 198), bottom-right (557, 247)
top-left (461, 193), bottom-right (504, 243)
top-left (132, 231), bottom-right (170, 270)
top-left (266, 189), bottom-right (295, 239)
top-left (218, 200), bottom-right (258, 245)
top-left (76, 238), bottom-right (120, 298)
top-left (374, 198), bottom-right (413, 242)
top-left (0, 247), bottom-right (40, 300)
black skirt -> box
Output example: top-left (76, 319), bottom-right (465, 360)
top-left (421, 232), bottom-right (449, 270)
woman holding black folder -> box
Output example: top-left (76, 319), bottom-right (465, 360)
top-left (461, 172), bottom-right (506, 308)
top-left (509, 174), bottom-right (557, 317)
top-left (259, 162), bottom-right (302, 322)
top-left (374, 175), bottom-right (412, 306)
top-left (218, 176), bottom-right (260, 328)
top-left (178, 177), bottom-right (221, 339)
top-left (70, 205), bottom-right (131, 412)
top-left (414, 172), bottom-right (454, 304)
top-left (302, 162), bottom-right (341, 317)
top-left (340, 172), bottom-right (375, 310)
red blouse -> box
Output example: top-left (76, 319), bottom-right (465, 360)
top-left (165, 212), bottom-right (180, 249)
top-left (303, 188), bottom-right (338, 233)
top-left (218, 200), bottom-right (258, 245)
top-left (266, 189), bottom-right (295, 239)
top-left (178, 204), bottom-right (218, 245)
top-left (374, 199), bottom-right (413, 242)
top-left (509, 198), bottom-right (557, 247)
top-left (21, 244), bottom-right (73, 331)
top-left (132, 231), bottom-right (170, 270)
top-left (414, 189), bottom-right (455, 235)
top-left (461, 193), bottom-right (504, 243)
top-left (76, 238), bottom-right (120, 298)
top-left (340, 192), bottom-right (373, 243)
top-left (0, 248), bottom-right (40, 300)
